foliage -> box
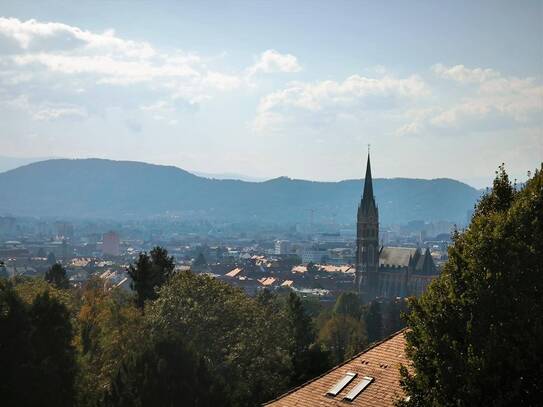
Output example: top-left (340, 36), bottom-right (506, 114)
top-left (318, 314), bottom-right (367, 364)
top-left (74, 277), bottom-right (143, 406)
top-left (45, 262), bottom-right (70, 289)
top-left (103, 334), bottom-right (222, 407)
top-left (127, 246), bottom-right (175, 310)
top-left (284, 292), bottom-right (331, 385)
top-left (333, 292), bottom-right (363, 321)
top-left (399, 165), bottom-right (543, 406)
top-left (0, 280), bottom-right (76, 407)
top-left (192, 252), bottom-right (207, 271)
top-left (146, 272), bottom-right (291, 406)
top-left (364, 300), bottom-right (383, 343)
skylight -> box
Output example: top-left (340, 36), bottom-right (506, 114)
top-left (343, 376), bottom-right (374, 401)
top-left (326, 372), bottom-right (357, 396)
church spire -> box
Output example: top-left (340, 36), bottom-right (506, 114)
top-left (362, 150), bottom-right (374, 203)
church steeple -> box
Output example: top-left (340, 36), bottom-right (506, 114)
top-left (362, 152), bottom-right (375, 207)
top-left (355, 148), bottom-right (380, 294)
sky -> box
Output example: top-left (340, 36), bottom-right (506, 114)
top-left (0, 0), bottom-right (541, 188)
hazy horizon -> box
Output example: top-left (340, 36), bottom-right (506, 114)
top-left (0, 154), bottom-right (500, 189)
top-left (1, 1), bottom-right (541, 188)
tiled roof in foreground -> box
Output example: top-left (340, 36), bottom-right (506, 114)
top-left (264, 329), bottom-right (408, 407)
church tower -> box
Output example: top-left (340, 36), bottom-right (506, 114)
top-left (355, 152), bottom-right (379, 293)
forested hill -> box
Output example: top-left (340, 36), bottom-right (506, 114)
top-left (0, 159), bottom-right (481, 225)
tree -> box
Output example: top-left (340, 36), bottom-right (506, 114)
top-left (333, 292), bottom-right (363, 321)
top-left (75, 277), bottom-right (143, 406)
top-left (192, 252), bottom-right (207, 271)
top-left (285, 292), bottom-right (331, 384)
top-left (127, 247), bottom-right (175, 310)
top-left (399, 165), bottom-right (543, 406)
top-left (0, 282), bottom-right (76, 407)
top-left (150, 246), bottom-right (175, 286)
top-left (45, 263), bottom-right (69, 289)
top-left (27, 291), bottom-right (77, 407)
top-left (103, 335), bottom-right (222, 407)
top-left (145, 271), bottom-right (291, 406)
top-left (319, 314), bottom-right (367, 364)
top-left (364, 300), bottom-right (383, 343)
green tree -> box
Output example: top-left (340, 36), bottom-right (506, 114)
top-left (285, 292), bottom-right (330, 384)
top-left (103, 335), bottom-right (222, 407)
top-left (0, 282), bottom-right (76, 407)
top-left (146, 271), bottom-right (291, 406)
top-left (28, 291), bottom-right (77, 406)
top-left (319, 314), bottom-right (367, 364)
top-left (45, 262), bottom-right (69, 289)
top-left (364, 300), bottom-right (383, 343)
top-left (128, 247), bottom-right (175, 310)
top-left (192, 252), bottom-right (207, 271)
top-left (150, 246), bottom-right (175, 286)
top-left (75, 277), bottom-right (143, 406)
top-left (333, 292), bottom-right (363, 321)
top-left (399, 165), bottom-right (543, 406)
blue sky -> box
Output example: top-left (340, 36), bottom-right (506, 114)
top-left (0, 0), bottom-right (541, 187)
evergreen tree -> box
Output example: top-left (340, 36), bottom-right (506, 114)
top-left (150, 246), bottom-right (175, 286)
top-left (127, 252), bottom-right (154, 310)
top-left (45, 263), bottom-right (69, 289)
top-left (399, 165), bottom-right (543, 406)
top-left (127, 247), bottom-right (175, 310)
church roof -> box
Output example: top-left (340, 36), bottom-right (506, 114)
top-left (379, 247), bottom-right (418, 268)
top-left (263, 329), bottom-right (408, 406)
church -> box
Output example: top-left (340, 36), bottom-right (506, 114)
top-left (354, 153), bottom-right (439, 300)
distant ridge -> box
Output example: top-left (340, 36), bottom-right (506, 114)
top-left (0, 159), bottom-right (482, 225)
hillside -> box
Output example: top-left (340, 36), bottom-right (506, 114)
top-left (0, 159), bottom-right (481, 225)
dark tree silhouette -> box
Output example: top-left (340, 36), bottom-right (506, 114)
top-left (45, 263), bottom-right (69, 289)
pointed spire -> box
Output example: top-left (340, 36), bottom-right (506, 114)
top-left (362, 150), bottom-right (374, 201)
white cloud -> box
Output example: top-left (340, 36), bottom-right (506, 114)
top-left (247, 49), bottom-right (301, 76)
top-left (432, 63), bottom-right (499, 83)
top-left (0, 17), bottom-right (244, 121)
top-left (398, 64), bottom-right (543, 135)
top-left (3, 94), bottom-right (87, 121)
top-left (253, 74), bottom-right (429, 131)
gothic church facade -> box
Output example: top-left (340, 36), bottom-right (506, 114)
top-left (354, 154), bottom-right (439, 300)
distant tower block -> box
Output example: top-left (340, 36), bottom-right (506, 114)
top-left (102, 231), bottom-right (120, 256)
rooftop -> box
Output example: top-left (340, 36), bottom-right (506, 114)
top-left (264, 329), bottom-right (408, 406)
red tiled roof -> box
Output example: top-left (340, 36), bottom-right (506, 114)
top-left (264, 330), bottom-right (408, 407)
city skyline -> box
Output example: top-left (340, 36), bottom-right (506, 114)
top-left (1, 0), bottom-right (541, 188)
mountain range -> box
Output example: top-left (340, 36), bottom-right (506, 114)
top-left (0, 159), bottom-right (482, 225)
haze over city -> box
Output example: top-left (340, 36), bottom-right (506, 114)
top-left (1, 0), bottom-right (541, 187)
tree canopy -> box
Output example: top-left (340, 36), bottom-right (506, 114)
top-left (45, 262), bottom-right (69, 289)
top-left (399, 165), bottom-right (543, 406)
